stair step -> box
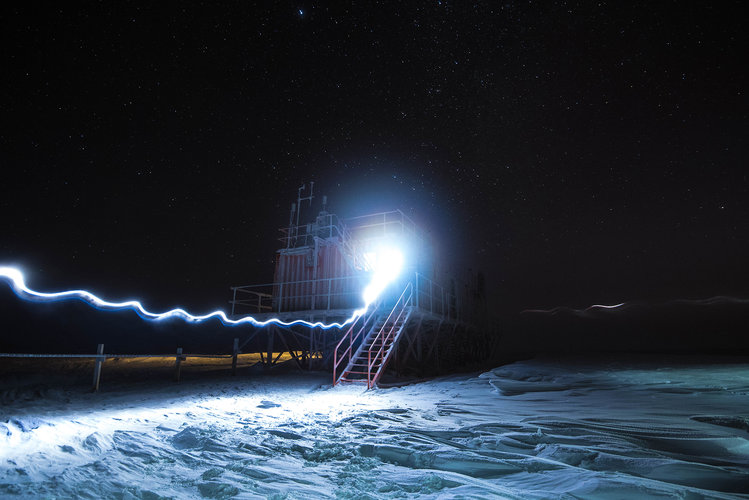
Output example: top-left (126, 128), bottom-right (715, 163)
top-left (351, 360), bottom-right (385, 366)
top-left (361, 345), bottom-right (393, 351)
top-left (358, 353), bottom-right (388, 358)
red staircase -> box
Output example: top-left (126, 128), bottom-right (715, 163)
top-left (333, 283), bottom-right (413, 388)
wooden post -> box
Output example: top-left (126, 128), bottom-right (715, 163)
top-left (92, 343), bottom-right (104, 392)
top-left (175, 347), bottom-right (183, 382)
top-left (308, 327), bottom-right (314, 370)
top-left (231, 338), bottom-right (239, 376)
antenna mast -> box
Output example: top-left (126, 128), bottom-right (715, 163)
top-left (295, 181), bottom-right (315, 227)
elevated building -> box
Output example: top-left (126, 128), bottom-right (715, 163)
top-left (230, 184), bottom-right (494, 387)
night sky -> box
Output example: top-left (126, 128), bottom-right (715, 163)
top-left (1, 2), bottom-right (747, 344)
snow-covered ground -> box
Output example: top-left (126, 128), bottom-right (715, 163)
top-left (1, 357), bottom-right (748, 499)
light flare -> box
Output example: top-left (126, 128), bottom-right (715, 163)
top-left (361, 248), bottom-right (404, 306)
top-left (0, 254), bottom-right (404, 329)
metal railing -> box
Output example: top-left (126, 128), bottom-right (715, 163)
top-left (345, 210), bottom-right (424, 242)
top-left (231, 271), bottom-right (461, 320)
top-left (0, 340), bottom-right (241, 392)
top-left (278, 213), bottom-right (370, 272)
top-left (332, 299), bottom-right (382, 385)
top-left (231, 274), bottom-right (369, 315)
top-left (366, 282), bottom-right (412, 388)
top-left (280, 213), bottom-right (351, 246)
top-left (413, 272), bottom-right (458, 320)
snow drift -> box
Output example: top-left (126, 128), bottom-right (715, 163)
top-left (1, 357), bottom-right (748, 498)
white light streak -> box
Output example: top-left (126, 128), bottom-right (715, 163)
top-left (0, 253), bottom-right (404, 330)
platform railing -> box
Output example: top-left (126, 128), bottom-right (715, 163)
top-left (279, 213), bottom-right (353, 248)
top-left (345, 210), bottom-right (423, 242)
top-left (413, 272), bottom-right (458, 320)
top-left (231, 274), bottom-right (368, 315)
top-left (232, 271), bottom-right (460, 320)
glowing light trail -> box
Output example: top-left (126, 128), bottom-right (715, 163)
top-left (521, 296), bottom-right (749, 316)
top-left (521, 303), bottom-right (627, 315)
top-left (0, 252), bottom-right (403, 330)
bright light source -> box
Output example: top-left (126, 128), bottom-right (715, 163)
top-left (374, 247), bottom-right (404, 283)
top-left (361, 248), bottom-right (404, 306)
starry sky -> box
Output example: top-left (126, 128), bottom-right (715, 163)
top-left (0, 2), bottom-right (747, 326)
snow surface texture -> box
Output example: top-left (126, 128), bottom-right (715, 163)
top-left (1, 358), bottom-right (748, 499)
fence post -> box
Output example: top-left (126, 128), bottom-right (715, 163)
top-left (266, 328), bottom-right (274, 368)
top-left (175, 347), bottom-right (183, 382)
top-left (92, 343), bottom-right (104, 392)
top-left (232, 338), bottom-right (239, 376)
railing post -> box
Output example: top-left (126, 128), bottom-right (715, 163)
top-left (174, 347), bottom-right (183, 382)
top-left (92, 343), bottom-right (104, 392)
top-left (231, 338), bottom-right (239, 376)
top-left (348, 328), bottom-right (352, 363)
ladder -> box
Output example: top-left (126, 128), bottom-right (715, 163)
top-left (333, 282), bottom-right (413, 388)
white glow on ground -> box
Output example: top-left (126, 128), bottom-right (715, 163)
top-left (2, 359), bottom-right (749, 498)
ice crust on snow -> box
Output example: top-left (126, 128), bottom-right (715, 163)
top-left (1, 358), bottom-right (748, 498)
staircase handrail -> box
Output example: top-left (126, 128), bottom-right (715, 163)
top-left (333, 298), bottom-right (380, 385)
top-left (367, 282), bottom-right (413, 387)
